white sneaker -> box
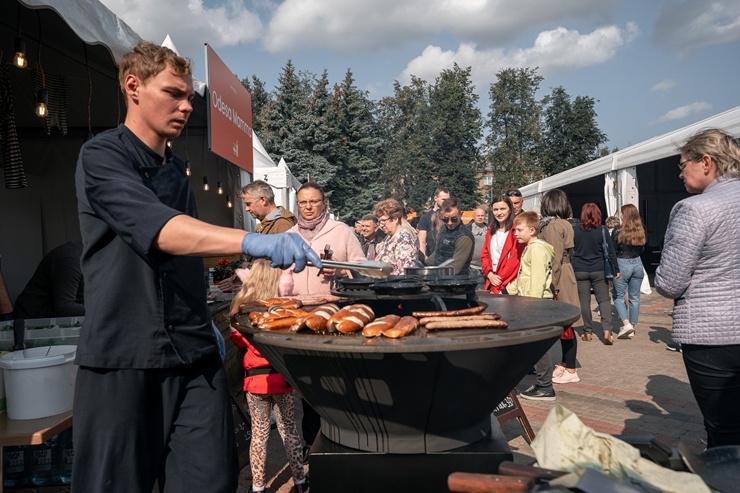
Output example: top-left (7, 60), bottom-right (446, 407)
top-left (553, 370), bottom-right (580, 384)
top-left (617, 324), bottom-right (635, 339)
top-left (553, 365), bottom-right (566, 379)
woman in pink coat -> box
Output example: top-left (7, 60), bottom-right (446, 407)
top-left (287, 183), bottom-right (365, 295)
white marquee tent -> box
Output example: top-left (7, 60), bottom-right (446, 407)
top-left (520, 105), bottom-right (740, 216)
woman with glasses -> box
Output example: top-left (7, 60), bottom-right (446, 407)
top-left (655, 128), bottom-right (740, 447)
top-left (611, 204), bottom-right (647, 339)
top-left (373, 198), bottom-right (418, 275)
top-left (287, 182), bottom-right (365, 296)
top-left (572, 203), bottom-right (620, 344)
top-left (481, 194), bottom-right (524, 294)
top-left (286, 182), bottom-right (365, 460)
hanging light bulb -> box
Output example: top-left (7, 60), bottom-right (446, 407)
top-left (14, 37), bottom-right (28, 69)
top-left (226, 195), bottom-right (233, 208)
top-left (202, 175), bottom-right (209, 191)
top-left (185, 160), bottom-right (192, 176)
top-left (35, 88), bottom-right (49, 118)
top-left (217, 180), bottom-right (224, 195)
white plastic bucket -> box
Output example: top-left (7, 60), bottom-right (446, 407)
top-left (0, 345), bottom-right (77, 420)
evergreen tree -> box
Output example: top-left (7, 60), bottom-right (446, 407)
top-left (428, 64), bottom-right (482, 209)
top-left (326, 70), bottom-right (382, 221)
top-left (376, 77), bottom-right (434, 212)
top-left (240, 75), bottom-right (271, 136)
top-left (485, 67), bottom-right (544, 192)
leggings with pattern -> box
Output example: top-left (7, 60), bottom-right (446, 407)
top-left (246, 391), bottom-right (305, 489)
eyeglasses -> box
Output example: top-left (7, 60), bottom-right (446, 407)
top-left (506, 190), bottom-right (522, 197)
top-left (378, 217), bottom-right (390, 225)
top-left (297, 199), bottom-right (323, 208)
top-left (678, 159), bottom-right (694, 171)
top-left (441, 216), bottom-right (460, 224)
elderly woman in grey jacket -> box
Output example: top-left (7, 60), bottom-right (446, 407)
top-left (655, 128), bottom-right (740, 448)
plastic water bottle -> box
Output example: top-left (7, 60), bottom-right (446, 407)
top-left (57, 428), bottom-right (73, 484)
top-left (30, 437), bottom-right (57, 485)
top-left (3, 446), bottom-right (29, 487)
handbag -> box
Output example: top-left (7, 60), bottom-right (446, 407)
top-left (601, 226), bottom-right (616, 279)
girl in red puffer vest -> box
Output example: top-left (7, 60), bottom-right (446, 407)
top-left (230, 260), bottom-right (308, 493)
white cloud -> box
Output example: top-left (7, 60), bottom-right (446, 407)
top-left (264, 0), bottom-right (609, 53)
top-left (652, 79), bottom-right (677, 92)
top-left (399, 23), bottom-right (639, 89)
top-left (653, 0), bottom-right (740, 53)
top-left (651, 102), bottom-right (712, 124)
top-left (99, 0), bottom-right (263, 55)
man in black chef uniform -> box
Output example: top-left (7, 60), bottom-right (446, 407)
top-left (73, 41), bottom-right (320, 493)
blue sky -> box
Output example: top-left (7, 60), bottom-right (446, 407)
top-left (99, 0), bottom-right (740, 151)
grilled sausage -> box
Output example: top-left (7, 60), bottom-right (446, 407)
top-left (362, 315), bottom-right (401, 338)
top-left (419, 314), bottom-right (500, 325)
top-left (411, 305), bottom-right (486, 318)
top-left (382, 316), bottom-right (420, 338)
top-left (329, 304), bottom-right (375, 334)
top-left (425, 319), bottom-right (509, 330)
top-left (294, 303), bottom-right (340, 332)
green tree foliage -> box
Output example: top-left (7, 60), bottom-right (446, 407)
top-left (427, 64), bottom-right (483, 209)
top-left (325, 70), bottom-right (383, 221)
top-left (240, 75), bottom-right (271, 136)
top-left (238, 61), bottom-right (609, 224)
top-left (542, 86), bottom-right (607, 175)
top-left (485, 67), bottom-right (544, 192)
top-left (376, 77), bottom-right (435, 212)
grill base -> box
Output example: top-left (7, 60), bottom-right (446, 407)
top-left (309, 423), bottom-right (512, 493)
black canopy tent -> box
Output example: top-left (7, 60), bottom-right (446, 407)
top-left (0, 0), bottom-right (241, 300)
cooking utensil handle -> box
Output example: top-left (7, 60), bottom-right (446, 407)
top-left (498, 461), bottom-right (565, 481)
top-left (448, 472), bottom-right (534, 492)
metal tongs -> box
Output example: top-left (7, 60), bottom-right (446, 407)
top-left (308, 259), bottom-right (394, 278)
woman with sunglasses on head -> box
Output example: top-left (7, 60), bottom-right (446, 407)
top-left (481, 194), bottom-right (525, 294)
top-left (373, 199), bottom-right (418, 275)
top-left (655, 128), bottom-right (740, 448)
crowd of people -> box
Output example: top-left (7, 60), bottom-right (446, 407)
top-left (3, 38), bottom-right (732, 493)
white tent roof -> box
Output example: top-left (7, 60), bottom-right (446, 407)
top-left (520, 105), bottom-right (740, 196)
top-left (20, 0), bottom-right (141, 63)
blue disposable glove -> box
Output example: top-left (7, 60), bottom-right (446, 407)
top-left (241, 232), bottom-right (322, 272)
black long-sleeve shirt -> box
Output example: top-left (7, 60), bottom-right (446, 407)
top-left (14, 241), bottom-right (85, 319)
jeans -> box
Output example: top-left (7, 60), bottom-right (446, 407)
top-left (575, 270), bottom-right (613, 334)
top-left (612, 258), bottom-right (644, 326)
top-left (683, 344), bottom-right (740, 447)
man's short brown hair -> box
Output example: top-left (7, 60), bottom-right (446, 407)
top-left (118, 41), bottom-right (192, 100)
top-left (513, 211), bottom-right (539, 232)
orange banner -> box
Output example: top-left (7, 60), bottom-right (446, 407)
top-left (205, 44), bottom-right (253, 172)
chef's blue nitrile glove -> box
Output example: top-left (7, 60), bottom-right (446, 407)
top-left (241, 232), bottom-right (322, 272)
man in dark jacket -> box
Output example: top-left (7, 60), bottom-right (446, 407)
top-left (358, 214), bottom-right (385, 260)
top-left (425, 197), bottom-right (474, 275)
